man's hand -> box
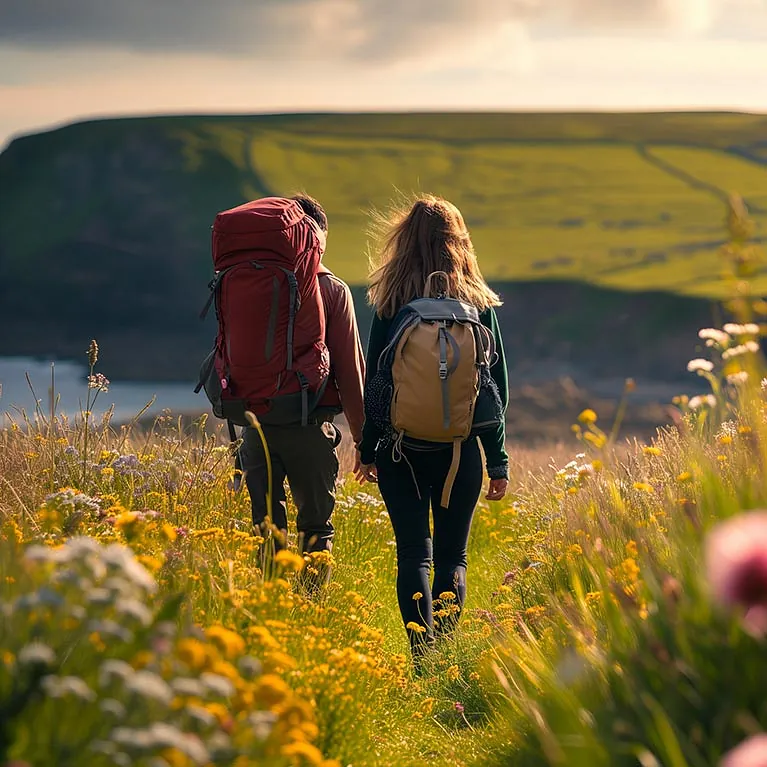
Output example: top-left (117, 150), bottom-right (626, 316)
top-left (486, 478), bottom-right (508, 502)
top-left (355, 462), bottom-right (378, 484)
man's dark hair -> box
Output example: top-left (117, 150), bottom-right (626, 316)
top-left (291, 194), bottom-right (328, 233)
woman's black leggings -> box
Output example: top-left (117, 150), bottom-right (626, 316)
top-left (376, 438), bottom-right (483, 654)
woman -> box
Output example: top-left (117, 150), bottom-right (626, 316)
top-left (357, 195), bottom-right (509, 666)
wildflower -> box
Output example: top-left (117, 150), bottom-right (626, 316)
top-left (699, 328), bottom-right (730, 346)
top-left (252, 674), bottom-right (290, 707)
top-left (274, 550), bottom-right (305, 572)
top-left (199, 672), bottom-right (236, 699)
top-left (727, 371), bottom-right (750, 386)
top-left (125, 670), bottom-right (174, 705)
top-left (207, 625), bottom-right (246, 659)
top-left (412, 592), bottom-right (424, 600)
top-left (676, 471), bottom-right (693, 483)
top-left (42, 675), bottom-right (96, 701)
top-left (87, 373), bottom-right (110, 392)
top-left (99, 660), bottom-right (135, 687)
top-left (633, 482), bottom-right (655, 494)
top-left (688, 395), bottom-right (717, 410)
top-left (723, 341), bottom-right (760, 360)
top-left (723, 322), bottom-right (760, 337)
top-left (642, 446), bottom-right (662, 457)
top-left (446, 665), bottom-right (460, 681)
top-left (281, 741), bottom-right (324, 765)
top-left (721, 734), bottom-right (767, 767)
top-left (705, 510), bottom-right (767, 636)
top-left (455, 702), bottom-right (465, 714)
top-left (405, 622), bottom-right (427, 634)
top-left (438, 591), bottom-right (457, 602)
top-left (687, 358), bottom-right (714, 374)
top-left (17, 642), bottom-right (55, 667)
top-left (578, 409), bottom-right (597, 424)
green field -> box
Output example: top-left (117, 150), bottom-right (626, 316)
top-left (166, 112), bottom-right (767, 296)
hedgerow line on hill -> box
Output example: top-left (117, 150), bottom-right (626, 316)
top-left (636, 143), bottom-right (767, 214)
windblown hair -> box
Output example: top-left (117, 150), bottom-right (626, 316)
top-left (368, 195), bottom-right (501, 319)
top-left (291, 193), bottom-right (328, 232)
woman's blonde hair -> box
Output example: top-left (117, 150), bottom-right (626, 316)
top-left (367, 195), bottom-right (501, 319)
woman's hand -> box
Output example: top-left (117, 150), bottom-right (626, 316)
top-left (486, 478), bottom-right (508, 502)
top-left (355, 462), bottom-right (378, 484)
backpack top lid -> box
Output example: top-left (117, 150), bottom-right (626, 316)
top-left (214, 197), bottom-right (305, 235)
top-left (211, 197), bottom-right (326, 266)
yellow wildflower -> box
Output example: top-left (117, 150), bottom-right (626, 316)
top-left (253, 674), bottom-right (290, 707)
top-left (676, 471), bottom-right (692, 483)
top-left (625, 540), bottom-right (638, 558)
top-left (642, 446), bottom-right (662, 456)
top-left (438, 591), bottom-right (457, 602)
top-left (412, 591), bottom-right (424, 600)
top-left (718, 435), bottom-right (733, 445)
top-left (274, 550), bottom-right (306, 572)
top-left (578, 409), bottom-right (598, 424)
top-left (161, 523), bottom-right (177, 543)
top-left (176, 638), bottom-right (208, 670)
top-left (405, 622), bottom-right (427, 634)
top-left (446, 665), bottom-right (460, 681)
top-left (633, 482), bottom-right (654, 494)
top-left (207, 625), bottom-right (245, 659)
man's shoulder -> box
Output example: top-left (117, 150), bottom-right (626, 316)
top-left (318, 268), bottom-right (352, 300)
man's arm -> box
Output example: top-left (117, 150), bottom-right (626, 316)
top-left (323, 276), bottom-right (366, 446)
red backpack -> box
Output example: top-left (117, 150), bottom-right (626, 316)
top-left (196, 197), bottom-right (330, 428)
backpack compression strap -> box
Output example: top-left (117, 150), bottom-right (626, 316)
top-left (437, 322), bottom-right (461, 430)
top-left (441, 439), bottom-right (462, 509)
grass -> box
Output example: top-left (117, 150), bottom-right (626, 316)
top-left (2, 198), bottom-right (767, 766)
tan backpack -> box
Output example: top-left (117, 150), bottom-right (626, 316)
top-left (382, 272), bottom-right (494, 507)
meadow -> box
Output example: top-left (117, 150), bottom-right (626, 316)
top-left (2, 196), bottom-right (767, 767)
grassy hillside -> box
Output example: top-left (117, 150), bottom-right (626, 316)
top-left (0, 111), bottom-right (764, 377)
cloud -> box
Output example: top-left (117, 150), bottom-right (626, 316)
top-left (2, 0), bottom-right (764, 62)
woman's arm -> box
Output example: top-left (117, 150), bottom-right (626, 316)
top-left (479, 307), bottom-right (509, 479)
top-left (358, 312), bottom-right (390, 465)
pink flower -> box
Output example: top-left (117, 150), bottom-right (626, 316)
top-left (454, 702), bottom-right (465, 714)
top-left (721, 734), bottom-right (767, 767)
top-left (705, 511), bottom-right (767, 635)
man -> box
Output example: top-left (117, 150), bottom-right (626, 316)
top-left (239, 194), bottom-right (365, 559)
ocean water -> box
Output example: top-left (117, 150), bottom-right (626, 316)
top-left (0, 357), bottom-right (206, 424)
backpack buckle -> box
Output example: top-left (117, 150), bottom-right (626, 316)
top-left (439, 362), bottom-right (449, 379)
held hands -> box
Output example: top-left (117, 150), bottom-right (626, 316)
top-left (353, 450), bottom-right (378, 484)
top-left (486, 478), bottom-right (508, 502)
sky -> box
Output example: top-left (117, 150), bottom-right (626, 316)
top-left (1, 0), bottom-right (767, 149)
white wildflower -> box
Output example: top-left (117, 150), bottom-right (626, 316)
top-left (147, 723), bottom-right (209, 763)
top-left (724, 322), bottom-right (760, 337)
top-left (101, 544), bottom-right (157, 593)
top-left (688, 395), bottom-right (717, 410)
top-left (687, 358), bottom-right (714, 374)
top-left (111, 727), bottom-right (156, 751)
top-left (723, 342), bottom-right (760, 360)
top-left (99, 659), bottom-right (135, 687)
top-left (186, 704), bottom-right (217, 728)
top-left (727, 371), bottom-right (750, 386)
top-left (87, 588), bottom-right (113, 606)
top-left (199, 672), bottom-right (235, 698)
top-left (87, 619), bottom-right (133, 643)
top-left (126, 670), bottom-right (173, 705)
top-left (100, 699), bottom-right (127, 718)
top-left (171, 678), bottom-right (208, 698)
top-left (248, 711), bottom-right (278, 742)
top-left (42, 675), bottom-right (96, 701)
top-left (18, 642), bottom-right (56, 667)
top-left (699, 328), bottom-right (730, 346)
top-left (114, 598), bottom-right (153, 626)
